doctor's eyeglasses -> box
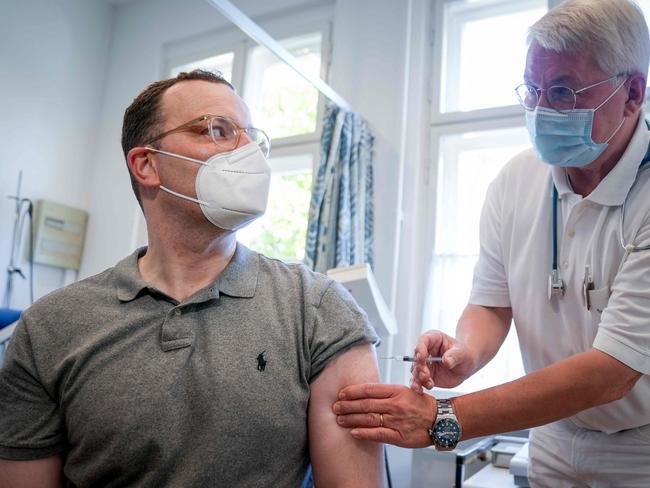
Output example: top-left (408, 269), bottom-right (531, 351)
top-left (146, 114), bottom-right (271, 158)
top-left (514, 74), bottom-right (626, 114)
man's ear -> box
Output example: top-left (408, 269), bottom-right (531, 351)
top-left (127, 147), bottom-right (161, 189)
top-left (624, 72), bottom-right (646, 117)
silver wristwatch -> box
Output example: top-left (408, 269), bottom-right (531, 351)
top-left (429, 398), bottom-right (462, 451)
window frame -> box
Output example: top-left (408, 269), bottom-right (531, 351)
top-left (430, 0), bottom-right (552, 127)
top-left (406, 0), bottom-right (559, 392)
top-left (423, 115), bottom-right (529, 287)
top-left (161, 9), bottom-right (333, 154)
top-left (423, 0), bottom-right (556, 281)
top-left (240, 18), bottom-right (332, 152)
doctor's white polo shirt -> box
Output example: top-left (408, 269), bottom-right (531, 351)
top-left (469, 113), bottom-right (650, 434)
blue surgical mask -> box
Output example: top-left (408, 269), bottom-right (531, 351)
top-left (525, 79), bottom-right (627, 168)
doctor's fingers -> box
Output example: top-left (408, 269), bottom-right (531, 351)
top-left (414, 330), bottom-right (450, 362)
top-left (348, 427), bottom-right (411, 447)
top-left (349, 426), bottom-right (432, 448)
top-left (336, 412), bottom-right (388, 429)
top-left (338, 382), bottom-right (399, 401)
top-left (333, 397), bottom-right (389, 416)
top-left (336, 413), bottom-right (431, 443)
top-left (334, 386), bottom-right (435, 421)
top-left (411, 365), bottom-right (435, 390)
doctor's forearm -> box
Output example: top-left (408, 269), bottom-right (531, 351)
top-left (453, 348), bottom-right (642, 441)
top-left (455, 304), bottom-right (512, 374)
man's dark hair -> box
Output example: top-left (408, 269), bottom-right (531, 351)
top-left (121, 69), bottom-right (234, 207)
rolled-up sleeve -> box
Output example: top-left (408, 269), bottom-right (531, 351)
top-left (0, 316), bottom-right (66, 460)
top-left (307, 280), bottom-right (379, 382)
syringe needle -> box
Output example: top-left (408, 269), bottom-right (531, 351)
top-left (380, 355), bottom-right (443, 364)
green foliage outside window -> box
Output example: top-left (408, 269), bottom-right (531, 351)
top-left (247, 171), bottom-right (312, 261)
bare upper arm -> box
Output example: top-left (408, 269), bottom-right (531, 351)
top-left (0, 454), bottom-right (64, 488)
top-left (308, 343), bottom-right (384, 488)
top-left (588, 348), bottom-right (643, 401)
top-left (457, 304), bottom-right (512, 363)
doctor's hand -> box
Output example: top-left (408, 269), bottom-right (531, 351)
top-left (333, 383), bottom-right (436, 448)
top-left (410, 330), bottom-right (476, 391)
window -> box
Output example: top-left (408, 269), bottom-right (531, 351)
top-left (170, 52), bottom-right (234, 82)
top-left (637, 1), bottom-right (650, 33)
top-left (423, 0), bottom-right (551, 392)
top-left (163, 20), bottom-right (330, 262)
top-left (441, 0), bottom-right (546, 113)
top-left (237, 152), bottom-right (315, 261)
top-left (635, 0), bottom-right (650, 98)
top-left (243, 32), bottom-right (323, 140)
top-left (423, 126), bottom-right (530, 392)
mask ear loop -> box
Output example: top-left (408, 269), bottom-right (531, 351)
top-left (146, 147), bottom-right (212, 206)
top-left (593, 76), bottom-right (628, 110)
top-left (592, 76), bottom-right (629, 144)
top-left (145, 147), bottom-right (208, 166)
top-left (159, 185), bottom-right (210, 206)
top-left (603, 117), bottom-right (627, 144)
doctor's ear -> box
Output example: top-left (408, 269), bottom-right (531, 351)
top-left (624, 73), bottom-right (646, 116)
top-left (127, 146), bottom-right (162, 189)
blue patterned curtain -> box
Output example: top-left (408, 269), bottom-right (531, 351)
top-left (304, 104), bottom-right (374, 272)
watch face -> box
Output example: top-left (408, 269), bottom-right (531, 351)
top-left (434, 418), bottom-right (461, 449)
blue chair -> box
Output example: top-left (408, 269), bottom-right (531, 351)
top-left (0, 308), bottom-right (21, 329)
top-left (0, 308), bottom-right (21, 365)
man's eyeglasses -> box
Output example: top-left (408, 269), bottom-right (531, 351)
top-left (146, 114), bottom-right (271, 158)
top-left (515, 74), bottom-right (626, 114)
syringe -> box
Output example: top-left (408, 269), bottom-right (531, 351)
top-left (381, 355), bottom-right (443, 364)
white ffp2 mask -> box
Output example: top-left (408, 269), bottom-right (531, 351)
top-left (148, 142), bottom-right (271, 231)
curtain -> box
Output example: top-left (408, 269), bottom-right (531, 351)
top-left (304, 104), bottom-right (375, 273)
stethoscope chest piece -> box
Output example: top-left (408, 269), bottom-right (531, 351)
top-left (548, 268), bottom-right (566, 300)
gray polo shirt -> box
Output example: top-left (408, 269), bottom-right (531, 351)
top-left (0, 244), bottom-right (378, 487)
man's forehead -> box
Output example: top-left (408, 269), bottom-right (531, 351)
top-left (524, 43), bottom-right (602, 86)
top-left (161, 80), bottom-right (251, 127)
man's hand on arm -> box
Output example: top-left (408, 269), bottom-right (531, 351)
top-left (334, 383), bottom-right (437, 448)
top-left (0, 455), bottom-right (64, 488)
top-left (309, 343), bottom-right (385, 488)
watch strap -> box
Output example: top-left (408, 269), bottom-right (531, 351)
top-left (437, 398), bottom-right (454, 416)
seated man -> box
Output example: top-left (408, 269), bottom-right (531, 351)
top-left (0, 70), bottom-right (383, 487)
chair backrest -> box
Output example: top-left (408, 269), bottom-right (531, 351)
top-left (0, 322), bottom-right (17, 366)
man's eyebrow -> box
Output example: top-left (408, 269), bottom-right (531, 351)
top-left (548, 74), bottom-right (578, 86)
top-left (525, 74), bottom-right (579, 87)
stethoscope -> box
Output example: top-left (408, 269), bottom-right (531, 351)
top-left (549, 139), bottom-right (650, 301)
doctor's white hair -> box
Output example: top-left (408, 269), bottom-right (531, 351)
top-left (528, 0), bottom-right (650, 78)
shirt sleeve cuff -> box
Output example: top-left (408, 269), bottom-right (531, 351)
top-left (593, 329), bottom-right (650, 375)
top-left (0, 442), bottom-right (67, 461)
top-left (468, 290), bottom-right (511, 308)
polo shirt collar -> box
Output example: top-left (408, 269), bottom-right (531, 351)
top-left (114, 243), bottom-right (259, 303)
top-left (551, 111), bottom-right (650, 205)
top-left (114, 247), bottom-right (149, 302)
top-left (215, 243), bottom-right (259, 298)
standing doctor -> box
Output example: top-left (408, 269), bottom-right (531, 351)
top-left (333, 0), bottom-right (650, 486)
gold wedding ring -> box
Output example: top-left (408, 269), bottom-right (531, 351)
top-left (379, 413), bottom-right (384, 428)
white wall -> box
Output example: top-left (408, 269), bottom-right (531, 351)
top-left (0, 0), bottom-right (113, 310)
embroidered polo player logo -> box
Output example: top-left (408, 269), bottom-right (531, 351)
top-left (257, 351), bottom-right (267, 372)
